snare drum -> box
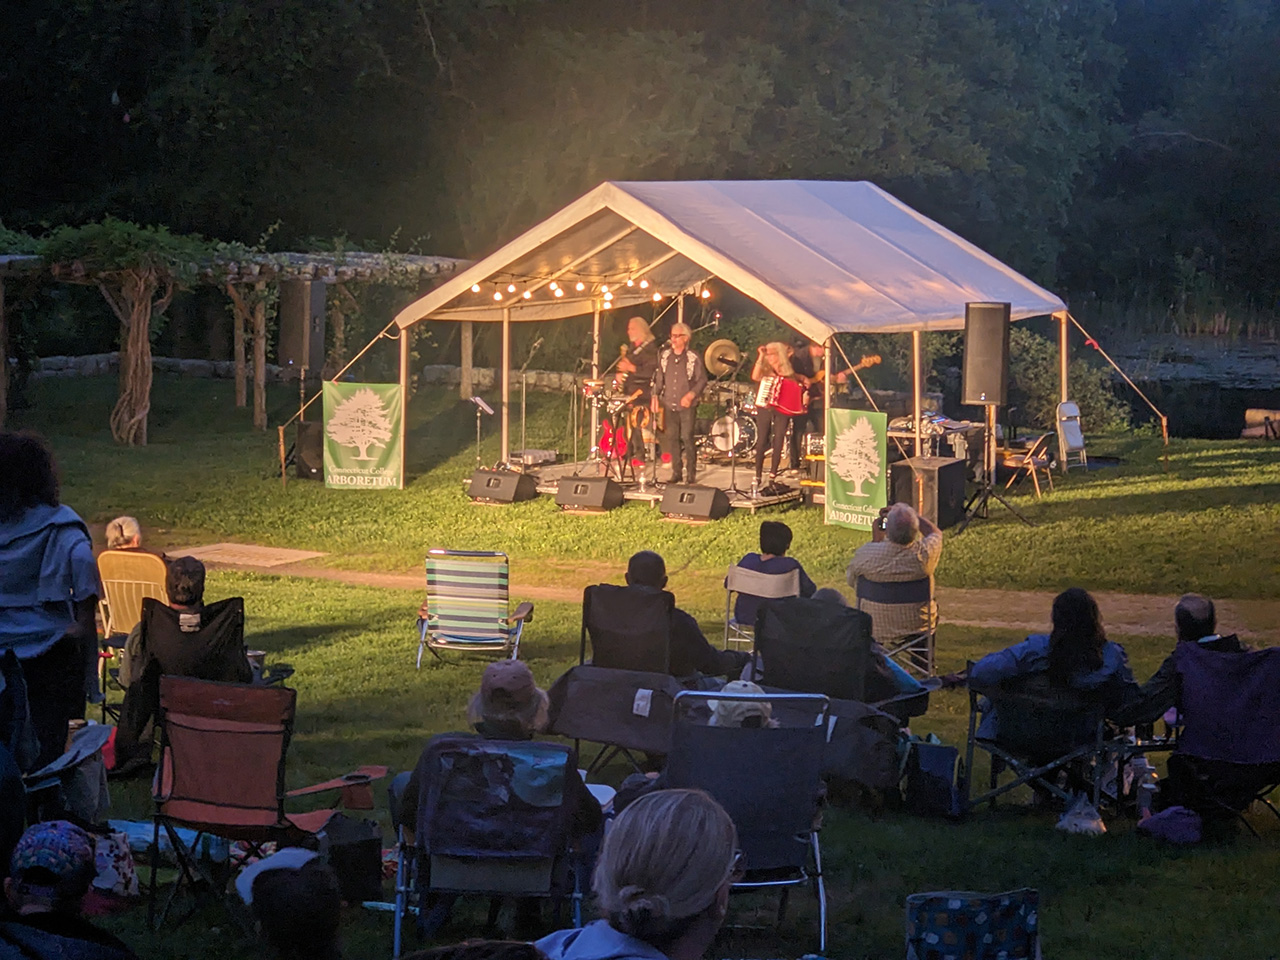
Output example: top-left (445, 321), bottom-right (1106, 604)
top-left (581, 379), bottom-right (606, 399)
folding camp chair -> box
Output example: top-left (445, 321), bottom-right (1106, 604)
top-left (1056, 401), bottom-right (1088, 473)
top-left (853, 576), bottom-right (936, 678)
top-left (963, 669), bottom-right (1112, 812)
top-left (384, 737), bottom-right (585, 954)
top-left (417, 550), bottom-right (532, 666)
top-left (97, 549), bottom-right (169, 721)
top-left (580, 583), bottom-right (673, 672)
top-left (148, 676), bottom-right (386, 928)
top-left (665, 690), bottom-right (830, 954)
top-left (115, 597), bottom-right (252, 767)
top-left (1164, 643), bottom-right (1280, 834)
top-left (723, 564), bottom-right (801, 649)
top-left (906, 888), bottom-right (1042, 960)
top-left (1002, 433), bottom-right (1055, 498)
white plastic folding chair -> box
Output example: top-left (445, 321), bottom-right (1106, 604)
top-left (1056, 401), bottom-right (1088, 473)
top-left (723, 564), bottom-right (801, 649)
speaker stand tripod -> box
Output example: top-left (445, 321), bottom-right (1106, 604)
top-left (955, 405), bottom-right (1033, 533)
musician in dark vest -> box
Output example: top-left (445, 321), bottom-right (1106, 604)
top-left (615, 316), bottom-right (661, 480)
top-left (788, 337), bottom-right (847, 470)
top-left (651, 323), bottom-right (707, 484)
top-left (750, 341), bottom-right (807, 493)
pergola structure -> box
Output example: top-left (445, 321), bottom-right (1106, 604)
top-left (391, 180), bottom-right (1071, 473)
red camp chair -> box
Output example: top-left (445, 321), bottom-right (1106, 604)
top-left (148, 676), bottom-right (385, 928)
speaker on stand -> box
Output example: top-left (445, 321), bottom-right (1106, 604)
top-left (956, 302), bottom-right (1032, 533)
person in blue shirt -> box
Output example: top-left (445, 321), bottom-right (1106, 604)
top-left (730, 521), bottom-right (816, 627)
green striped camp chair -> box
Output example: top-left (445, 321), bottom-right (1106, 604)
top-left (417, 549), bottom-right (533, 666)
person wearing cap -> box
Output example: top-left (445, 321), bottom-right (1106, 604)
top-left (1, 820), bottom-right (136, 960)
top-left (236, 850), bottom-right (343, 960)
top-left (396, 659), bottom-right (602, 844)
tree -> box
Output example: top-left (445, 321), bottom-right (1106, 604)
top-left (39, 220), bottom-right (211, 445)
top-left (327, 388), bottom-right (393, 460)
top-left (829, 416), bottom-right (881, 497)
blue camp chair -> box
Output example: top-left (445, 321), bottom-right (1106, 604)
top-left (853, 575), bottom-right (936, 677)
top-left (417, 550), bottom-right (533, 665)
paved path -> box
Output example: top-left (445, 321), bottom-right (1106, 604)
top-left (182, 550), bottom-right (1280, 644)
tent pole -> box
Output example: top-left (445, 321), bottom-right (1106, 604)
top-left (823, 336), bottom-right (832, 522)
top-left (501, 306), bottom-right (511, 466)
top-left (398, 325), bottom-right (409, 489)
top-left (912, 330), bottom-right (923, 458)
top-left (677, 292), bottom-right (684, 327)
top-left (1056, 310), bottom-right (1069, 403)
top-left (590, 300), bottom-right (600, 461)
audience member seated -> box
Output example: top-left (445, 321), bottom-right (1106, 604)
top-left (626, 551), bottom-right (751, 681)
top-left (811, 588), bottom-right (925, 703)
top-left (103, 515), bottom-right (168, 563)
top-left (117, 556), bottom-right (209, 688)
top-left (729, 521), bottom-right (816, 627)
top-left (0, 431), bottom-right (101, 770)
top-left (844, 503), bottom-right (942, 649)
top-left (0, 820), bottom-right (137, 960)
top-left (537, 789), bottom-right (739, 960)
top-left (237, 849), bottom-right (342, 960)
top-left (1115, 593), bottom-right (1245, 727)
top-left (968, 588), bottom-right (1139, 740)
top-left (396, 660), bottom-right (601, 845)
top-left (403, 943), bottom-right (549, 960)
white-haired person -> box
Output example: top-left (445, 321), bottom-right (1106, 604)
top-left (103, 515), bottom-right (168, 561)
top-left (845, 502), bottom-right (943, 650)
top-left (749, 340), bottom-right (806, 492)
top-left (537, 789), bottom-right (740, 960)
top-left (650, 323), bottom-right (707, 484)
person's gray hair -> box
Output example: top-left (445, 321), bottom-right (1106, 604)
top-left (628, 316), bottom-right (656, 344)
top-left (593, 789), bottom-right (737, 946)
top-left (1174, 593), bottom-right (1216, 643)
top-left (669, 322), bottom-right (692, 338)
top-left (105, 515), bottom-right (141, 549)
top-left (812, 587), bottom-right (848, 606)
top-left (885, 503), bottom-right (920, 545)
top-left (465, 686), bottom-right (549, 735)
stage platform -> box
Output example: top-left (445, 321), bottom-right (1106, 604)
top-left (528, 459), bottom-right (807, 513)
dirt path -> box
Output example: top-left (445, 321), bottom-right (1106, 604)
top-left (190, 555), bottom-right (1280, 644)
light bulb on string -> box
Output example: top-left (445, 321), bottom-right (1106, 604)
top-left (575, 280), bottom-right (586, 292)
top-left (493, 291), bottom-right (503, 301)
top-left (549, 281), bottom-right (558, 291)
top-left (626, 278), bottom-right (635, 287)
top-left (522, 290), bottom-right (532, 300)
top-left (470, 283), bottom-right (481, 293)
top-left (603, 291), bottom-right (614, 301)
top-left (651, 292), bottom-right (662, 302)
top-left (507, 283), bottom-right (517, 293)
top-left (639, 279), bottom-right (649, 289)
top-left (554, 287), bottom-right (565, 298)
top-left (600, 284), bottom-right (609, 293)
top-left (701, 288), bottom-right (712, 299)
top-left (603, 299), bottom-right (613, 309)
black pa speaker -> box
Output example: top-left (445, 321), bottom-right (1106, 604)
top-left (961, 301), bottom-right (1011, 405)
top-left (890, 457), bottom-right (966, 530)
top-left (468, 468), bottom-right (539, 503)
top-left (555, 476), bottom-right (624, 512)
top-left (296, 421), bottom-right (323, 481)
top-left (277, 279), bottom-right (327, 376)
top-left (660, 484), bottom-right (731, 521)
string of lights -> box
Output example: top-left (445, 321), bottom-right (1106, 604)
top-left (466, 272), bottom-right (715, 307)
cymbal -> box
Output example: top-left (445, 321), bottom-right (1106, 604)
top-left (704, 339), bottom-right (743, 377)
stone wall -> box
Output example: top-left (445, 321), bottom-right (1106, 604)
top-left (31, 353), bottom-right (285, 381)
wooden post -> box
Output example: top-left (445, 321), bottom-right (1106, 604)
top-left (823, 335), bottom-right (832, 521)
top-left (912, 329), bottom-right (923, 458)
top-left (0, 276), bottom-right (6, 429)
top-left (1056, 311), bottom-right (1069, 403)
top-left (252, 281), bottom-right (267, 430)
top-left (460, 320), bottom-right (474, 400)
top-left (278, 426), bottom-right (288, 489)
top-left (500, 308), bottom-right (511, 465)
top-left (399, 326), bottom-right (409, 489)
top-left (233, 294), bottom-right (246, 408)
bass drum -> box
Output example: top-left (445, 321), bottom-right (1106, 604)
top-left (708, 415), bottom-right (758, 456)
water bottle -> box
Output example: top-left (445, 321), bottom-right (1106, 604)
top-left (750, 476), bottom-right (759, 499)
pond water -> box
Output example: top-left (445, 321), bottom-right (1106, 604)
top-left (1104, 336), bottom-right (1279, 439)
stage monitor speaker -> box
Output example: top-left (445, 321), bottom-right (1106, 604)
top-left (660, 484), bottom-right (731, 521)
top-left (277, 279), bottom-right (327, 376)
top-left (891, 456), bottom-right (966, 530)
top-left (961, 301), bottom-right (1011, 405)
top-left (555, 476), bottom-right (624, 512)
top-left (468, 468), bottom-right (539, 504)
top-left (296, 421), bottom-right (323, 481)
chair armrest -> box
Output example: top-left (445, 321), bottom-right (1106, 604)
top-left (287, 765), bottom-right (390, 810)
top-left (506, 601), bottom-right (535, 624)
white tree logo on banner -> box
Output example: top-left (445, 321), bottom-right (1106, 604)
top-left (327, 388), bottom-right (393, 460)
top-left (829, 416), bottom-right (881, 496)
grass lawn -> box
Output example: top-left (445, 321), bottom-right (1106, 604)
top-left (10, 375), bottom-right (1280, 959)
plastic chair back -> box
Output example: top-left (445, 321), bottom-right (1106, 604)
top-left (155, 676), bottom-right (295, 833)
top-left (906, 888), bottom-right (1041, 960)
top-left (724, 564), bottom-right (801, 647)
top-left (1056, 401), bottom-right (1087, 471)
top-left (98, 550), bottom-right (169, 636)
top-left (581, 584), bottom-right (673, 672)
top-left (424, 550), bottom-right (516, 652)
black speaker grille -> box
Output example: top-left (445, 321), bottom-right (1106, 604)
top-left (962, 302), bottom-right (1011, 406)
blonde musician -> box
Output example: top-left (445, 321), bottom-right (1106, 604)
top-left (615, 316), bottom-right (660, 476)
top-left (750, 341), bottom-right (806, 492)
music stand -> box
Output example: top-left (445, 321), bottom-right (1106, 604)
top-left (955, 405), bottom-right (1032, 533)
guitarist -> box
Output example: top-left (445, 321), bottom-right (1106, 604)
top-left (789, 337), bottom-right (848, 470)
top-left (750, 341), bottom-right (807, 493)
top-left (614, 316), bottom-right (660, 477)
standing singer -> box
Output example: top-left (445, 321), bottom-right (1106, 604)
top-left (750, 341), bottom-right (807, 492)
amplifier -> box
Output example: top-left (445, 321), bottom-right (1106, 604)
top-left (890, 457), bottom-right (966, 529)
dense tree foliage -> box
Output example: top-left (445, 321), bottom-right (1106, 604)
top-left (1, 0), bottom-right (1275, 331)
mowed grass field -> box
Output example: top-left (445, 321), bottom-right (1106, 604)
top-left (10, 375), bottom-right (1280, 959)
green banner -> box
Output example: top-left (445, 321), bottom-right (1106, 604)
top-left (824, 408), bottom-right (888, 529)
top-left (322, 382), bottom-right (403, 490)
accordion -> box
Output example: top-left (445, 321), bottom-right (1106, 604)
top-left (755, 376), bottom-right (808, 416)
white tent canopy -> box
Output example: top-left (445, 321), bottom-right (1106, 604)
top-left (394, 179), bottom-right (1065, 335)
top-left (389, 179), bottom-right (1070, 468)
